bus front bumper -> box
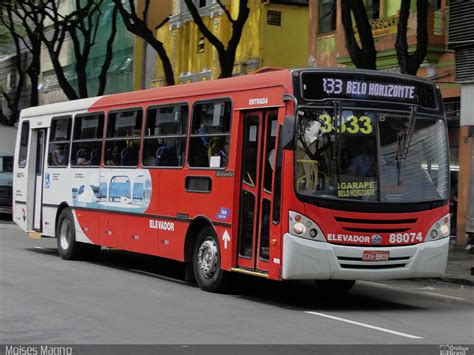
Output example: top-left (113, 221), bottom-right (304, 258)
top-left (281, 233), bottom-right (449, 280)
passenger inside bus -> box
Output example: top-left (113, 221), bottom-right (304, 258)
top-left (76, 149), bottom-right (90, 166)
top-left (105, 146), bottom-right (119, 166)
top-left (208, 137), bottom-right (228, 167)
top-left (121, 129), bottom-right (140, 166)
top-left (143, 141), bottom-right (157, 166)
top-left (347, 140), bottom-right (376, 177)
top-left (50, 145), bottom-right (68, 166)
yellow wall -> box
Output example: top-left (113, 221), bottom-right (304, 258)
top-left (133, 0), bottom-right (172, 90)
top-left (155, 0), bottom-right (308, 85)
top-left (260, 3), bottom-right (308, 69)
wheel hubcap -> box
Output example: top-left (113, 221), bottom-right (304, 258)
top-left (197, 237), bottom-right (218, 279)
top-left (60, 219), bottom-right (71, 250)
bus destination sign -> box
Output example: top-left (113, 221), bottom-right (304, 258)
top-left (300, 72), bottom-right (437, 109)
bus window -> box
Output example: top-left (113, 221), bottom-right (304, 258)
top-left (143, 104), bottom-right (187, 167)
top-left (105, 109), bottom-right (142, 167)
top-left (48, 116), bottom-right (71, 167)
top-left (189, 100), bottom-right (231, 168)
top-left (18, 121), bottom-right (30, 168)
top-left (264, 114), bottom-right (278, 192)
top-left (71, 113), bottom-right (104, 167)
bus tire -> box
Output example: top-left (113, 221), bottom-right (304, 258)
top-left (193, 227), bottom-right (229, 292)
top-left (315, 280), bottom-right (356, 293)
top-left (56, 208), bottom-right (99, 260)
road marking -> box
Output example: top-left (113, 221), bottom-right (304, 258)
top-left (362, 282), bottom-right (467, 302)
top-left (305, 311), bottom-right (423, 339)
top-left (422, 292), bottom-right (465, 301)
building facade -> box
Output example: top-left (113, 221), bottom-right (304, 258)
top-left (308, 0), bottom-right (464, 244)
top-left (0, 51), bottom-right (31, 125)
top-left (448, 1), bottom-right (474, 246)
top-left (132, 0), bottom-right (173, 90)
top-left (39, 0), bottom-right (135, 105)
top-left (153, 0), bottom-right (309, 86)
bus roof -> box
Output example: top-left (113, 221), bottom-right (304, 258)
top-left (20, 68), bottom-right (293, 119)
top-left (19, 68), bottom-right (440, 120)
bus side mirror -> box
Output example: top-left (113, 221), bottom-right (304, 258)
top-left (281, 115), bottom-right (295, 151)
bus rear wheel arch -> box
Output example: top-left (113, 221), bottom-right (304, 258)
top-left (192, 226), bottom-right (229, 292)
top-left (56, 208), bottom-right (100, 260)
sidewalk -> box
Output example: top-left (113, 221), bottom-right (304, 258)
top-left (442, 245), bottom-right (474, 286)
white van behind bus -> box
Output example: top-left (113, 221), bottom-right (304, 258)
top-left (0, 125), bottom-right (17, 215)
top-left (0, 152), bottom-right (14, 214)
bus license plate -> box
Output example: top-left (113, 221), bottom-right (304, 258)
top-left (362, 250), bottom-right (390, 262)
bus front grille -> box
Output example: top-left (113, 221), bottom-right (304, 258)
top-left (334, 216), bottom-right (418, 234)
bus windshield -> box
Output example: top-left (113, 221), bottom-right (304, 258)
top-left (295, 107), bottom-right (449, 203)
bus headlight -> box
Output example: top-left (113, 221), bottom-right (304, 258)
top-left (425, 214), bottom-right (450, 242)
top-left (289, 211), bottom-right (326, 242)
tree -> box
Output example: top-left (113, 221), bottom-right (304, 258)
top-left (395, 0), bottom-right (428, 75)
top-left (184, 0), bottom-right (250, 78)
top-left (341, 0), bottom-right (428, 75)
top-left (3, 1), bottom-right (45, 109)
top-left (340, 0), bottom-right (377, 70)
top-left (112, 0), bottom-right (175, 86)
top-left (0, 1), bottom-right (37, 125)
top-left (26, 0), bottom-right (118, 100)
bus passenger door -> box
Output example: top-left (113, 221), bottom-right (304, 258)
top-left (237, 111), bottom-right (278, 273)
top-left (33, 129), bottom-right (46, 231)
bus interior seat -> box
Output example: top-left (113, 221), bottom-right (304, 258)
top-left (121, 145), bottom-right (139, 166)
top-left (156, 145), bottom-right (178, 166)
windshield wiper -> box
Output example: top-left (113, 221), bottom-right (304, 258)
top-left (401, 106), bottom-right (417, 160)
top-left (396, 106), bottom-right (417, 185)
top-left (331, 101), bottom-right (342, 160)
top-left (332, 101), bottom-right (342, 186)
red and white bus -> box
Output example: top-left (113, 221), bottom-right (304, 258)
top-left (13, 68), bottom-right (450, 292)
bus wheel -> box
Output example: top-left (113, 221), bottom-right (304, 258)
top-left (315, 280), bottom-right (356, 293)
top-left (56, 208), bottom-right (100, 260)
top-left (193, 227), bottom-right (228, 292)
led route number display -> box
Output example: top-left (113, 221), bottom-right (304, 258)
top-left (322, 78), bottom-right (415, 100)
top-left (300, 72), bottom-right (437, 109)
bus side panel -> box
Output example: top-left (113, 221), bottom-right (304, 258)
top-left (42, 206), bottom-right (58, 237)
top-left (74, 208), bottom-right (100, 244)
top-left (69, 167), bottom-right (101, 243)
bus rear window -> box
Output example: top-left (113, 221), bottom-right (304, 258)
top-left (18, 121), bottom-right (30, 168)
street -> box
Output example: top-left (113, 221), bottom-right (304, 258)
top-left (1, 217), bottom-right (473, 345)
